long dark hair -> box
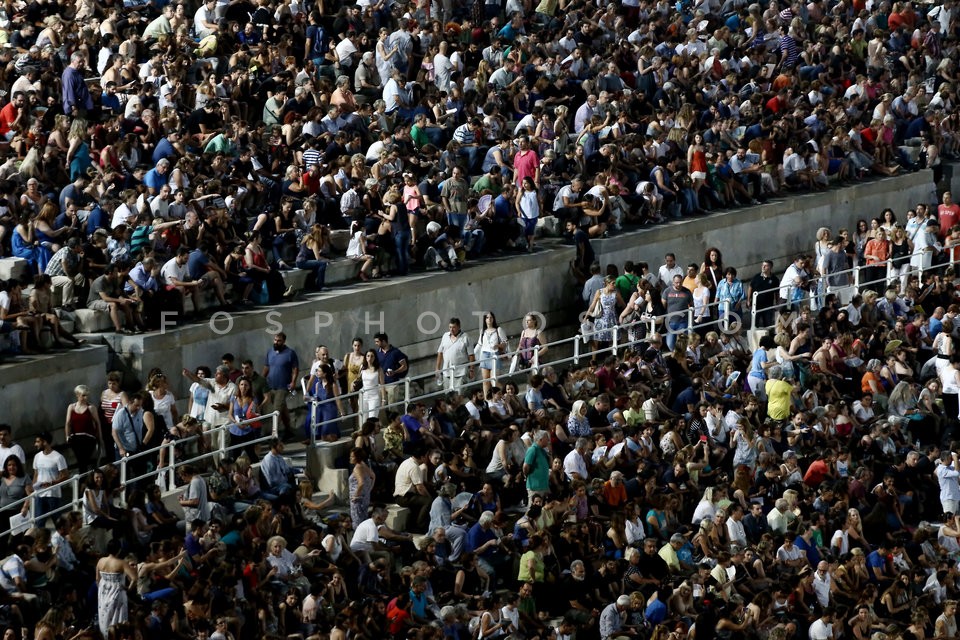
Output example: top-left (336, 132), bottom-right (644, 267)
top-left (361, 349), bottom-right (381, 371)
top-left (483, 311), bottom-right (499, 329)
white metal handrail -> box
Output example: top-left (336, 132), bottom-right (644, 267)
top-left (0, 412), bottom-right (278, 538)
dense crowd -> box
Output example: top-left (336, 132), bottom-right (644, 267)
top-left (3, 0), bottom-right (960, 639)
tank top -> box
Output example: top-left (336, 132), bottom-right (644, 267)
top-left (101, 392), bottom-right (123, 425)
top-left (68, 406), bottom-right (97, 437)
top-left (403, 185), bottom-right (421, 212)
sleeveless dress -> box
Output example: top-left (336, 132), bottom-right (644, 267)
top-left (349, 465), bottom-right (372, 525)
top-left (592, 291), bottom-right (618, 342)
top-left (360, 368), bottom-right (382, 419)
top-left (70, 141), bottom-right (93, 181)
top-left (98, 570), bottom-right (129, 637)
top-left (305, 379), bottom-right (340, 439)
top-left (345, 354), bottom-right (364, 396)
top-left (518, 332), bottom-right (542, 368)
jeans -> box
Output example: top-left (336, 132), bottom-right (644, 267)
top-left (665, 315), bottom-right (688, 351)
top-left (447, 212), bottom-right (467, 233)
top-left (35, 495), bottom-right (61, 526)
top-left (295, 259), bottom-right (327, 289)
top-left (394, 228), bottom-right (411, 275)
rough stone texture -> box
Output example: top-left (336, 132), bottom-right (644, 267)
top-left (0, 258), bottom-right (27, 281)
top-left (0, 169), bottom-right (944, 436)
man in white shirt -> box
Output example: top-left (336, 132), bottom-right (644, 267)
top-left (350, 505), bottom-right (412, 564)
top-left (0, 425), bottom-right (26, 465)
top-left (725, 503), bottom-right (748, 548)
top-left (808, 608), bottom-right (836, 640)
top-left (394, 447), bottom-right (432, 532)
top-left (767, 498), bottom-right (790, 535)
top-left (181, 366), bottom-right (236, 447)
top-left (32, 431), bottom-right (68, 526)
top-left (193, 0), bottom-right (218, 39)
top-left (562, 438), bottom-right (591, 481)
top-left (812, 561), bottom-right (836, 608)
top-left (433, 41), bottom-right (454, 91)
top-left (435, 318), bottom-right (474, 392)
top-left (936, 450), bottom-right (960, 514)
top-left (657, 253), bottom-right (684, 287)
top-left (335, 33), bottom-right (359, 71)
top-left (160, 247), bottom-right (204, 315)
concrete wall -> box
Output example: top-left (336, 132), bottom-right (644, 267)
top-left (0, 345), bottom-right (110, 437)
top-left (593, 169), bottom-right (940, 277)
top-left (0, 168), bottom-right (944, 436)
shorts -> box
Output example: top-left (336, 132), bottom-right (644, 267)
top-left (690, 171), bottom-right (707, 181)
top-left (479, 350), bottom-right (498, 371)
top-left (88, 300), bottom-right (112, 311)
top-left (522, 217), bottom-right (538, 236)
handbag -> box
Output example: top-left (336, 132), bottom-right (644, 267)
top-left (352, 377), bottom-right (363, 393)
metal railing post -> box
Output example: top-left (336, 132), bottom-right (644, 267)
top-left (491, 352), bottom-right (498, 383)
top-left (119, 456), bottom-right (127, 487)
top-left (722, 300), bottom-right (730, 333)
top-left (70, 476), bottom-right (80, 513)
top-left (574, 336), bottom-right (580, 365)
top-left (167, 443), bottom-right (176, 489)
top-left (750, 291), bottom-right (758, 329)
top-left (404, 378), bottom-right (411, 407)
top-left (611, 325), bottom-right (618, 354)
top-left (853, 264), bottom-right (860, 290)
top-left (532, 347), bottom-right (539, 373)
top-left (272, 412), bottom-right (279, 439)
top-left (310, 399), bottom-right (317, 447)
top-left (687, 308), bottom-right (694, 336)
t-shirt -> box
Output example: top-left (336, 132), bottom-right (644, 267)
top-left (524, 444), bottom-right (550, 493)
top-left (939, 203), bottom-right (960, 238)
top-left (160, 257), bottom-right (190, 286)
top-left (33, 449), bottom-right (68, 499)
top-left (765, 378), bottom-right (793, 420)
top-left (182, 475), bottom-right (211, 523)
top-left (350, 517), bottom-right (381, 551)
top-left (662, 286), bottom-right (693, 314)
top-left (265, 346), bottom-right (299, 390)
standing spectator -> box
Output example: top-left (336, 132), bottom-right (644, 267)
top-left (661, 274), bottom-right (693, 351)
top-left (61, 52), bottom-right (93, 117)
top-left (263, 332), bottom-right (300, 437)
top-left (435, 317), bottom-right (475, 392)
top-left (32, 431), bottom-right (68, 526)
top-left (64, 384), bottom-right (104, 475)
top-left (523, 431), bottom-right (551, 502)
top-left (375, 332), bottom-right (409, 409)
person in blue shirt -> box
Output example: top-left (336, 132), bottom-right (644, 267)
top-left (152, 132), bottom-right (182, 165)
top-left (716, 267), bottom-right (746, 313)
top-left (264, 332), bottom-right (300, 435)
top-left (793, 523), bottom-right (821, 567)
top-left (866, 541), bottom-right (892, 586)
top-left (143, 158), bottom-right (171, 195)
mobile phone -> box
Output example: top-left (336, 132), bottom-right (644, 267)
top-left (699, 435), bottom-right (707, 442)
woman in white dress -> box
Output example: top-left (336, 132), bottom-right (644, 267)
top-left (359, 349), bottom-right (386, 420)
top-left (375, 28), bottom-right (399, 87)
top-left (934, 318), bottom-right (954, 376)
top-left (96, 538), bottom-right (137, 637)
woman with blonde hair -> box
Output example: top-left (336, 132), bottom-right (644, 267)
top-left (295, 224), bottom-right (328, 291)
top-left (66, 118), bottom-right (94, 181)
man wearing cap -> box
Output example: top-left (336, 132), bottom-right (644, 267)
top-left (599, 595), bottom-right (637, 640)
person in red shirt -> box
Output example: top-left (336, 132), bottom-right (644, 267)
top-left (0, 92), bottom-right (27, 140)
top-left (938, 191), bottom-right (960, 239)
top-left (803, 450), bottom-right (836, 487)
